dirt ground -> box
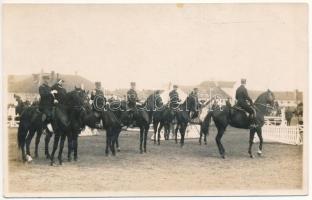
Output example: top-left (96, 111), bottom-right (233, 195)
top-left (6, 126), bottom-right (304, 196)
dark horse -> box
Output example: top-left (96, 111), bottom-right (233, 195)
top-left (17, 105), bottom-right (45, 162)
top-left (172, 95), bottom-right (197, 147)
top-left (17, 88), bottom-right (88, 165)
top-left (200, 90), bottom-right (275, 158)
top-left (144, 93), bottom-right (176, 145)
top-left (106, 99), bottom-right (150, 154)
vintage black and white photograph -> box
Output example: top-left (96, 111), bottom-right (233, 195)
top-left (3, 2), bottom-right (309, 197)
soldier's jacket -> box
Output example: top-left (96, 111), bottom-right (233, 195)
top-left (169, 90), bottom-right (180, 109)
top-left (39, 83), bottom-right (54, 108)
top-left (91, 89), bottom-right (106, 110)
top-left (127, 89), bottom-right (139, 103)
top-left (189, 92), bottom-right (200, 109)
top-left (169, 90), bottom-right (180, 103)
top-left (91, 89), bottom-right (105, 100)
top-left (51, 83), bottom-right (67, 105)
top-left (235, 85), bottom-right (252, 103)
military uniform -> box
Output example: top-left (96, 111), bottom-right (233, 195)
top-left (169, 89), bottom-right (180, 110)
top-left (39, 83), bottom-right (54, 121)
top-left (127, 88), bottom-right (139, 109)
top-left (235, 84), bottom-right (254, 115)
top-left (189, 89), bottom-right (200, 119)
top-left (91, 82), bottom-right (106, 111)
top-left (51, 83), bottom-right (67, 105)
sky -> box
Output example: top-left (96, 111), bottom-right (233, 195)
top-left (3, 4), bottom-right (308, 91)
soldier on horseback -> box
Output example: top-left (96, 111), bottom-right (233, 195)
top-left (169, 85), bottom-right (181, 110)
top-left (235, 78), bottom-right (256, 127)
top-left (189, 88), bottom-right (201, 120)
top-left (91, 82), bottom-right (106, 112)
top-left (91, 82), bottom-right (106, 127)
top-left (39, 75), bottom-right (55, 132)
top-left (51, 78), bottom-right (67, 105)
top-left (127, 82), bottom-right (139, 127)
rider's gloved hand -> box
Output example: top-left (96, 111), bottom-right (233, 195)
top-left (54, 99), bottom-right (59, 104)
top-left (51, 90), bottom-right (58, 94)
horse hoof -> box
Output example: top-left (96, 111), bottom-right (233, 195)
top-left (50, 162), bottom-right (54, 166)
top-left (221, 154), bottom-right (226, 159)
top-left (204, 142), bottom-right (207, 145)
top-left (144, 149), bottom-right (147, 153)
top-left (117, 148), bottom-right (121, 152)
top-left (26, 155), bottom-right (33, 163)
top-left (257, 151), bottom-right (262, 156)
top-left (250, 154), bottom-right (254, 158)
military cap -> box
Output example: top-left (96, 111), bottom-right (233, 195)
top-left (173, 85), bottom-right (178, 89)
top-left (130, 82), bottom-right (136, 86)
top-left (241, 78), bottom-right (246, 84)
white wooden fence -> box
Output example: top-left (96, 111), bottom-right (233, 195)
top-left (255, 110), bottom-right (303, 145)
top-left (7, 106), bottom-right (19, 128)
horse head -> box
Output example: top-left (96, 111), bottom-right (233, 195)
top-left (254, 89), bottom-right (275, 115)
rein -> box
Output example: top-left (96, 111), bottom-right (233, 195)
top-left (254, 102), bottom-right (274, 110)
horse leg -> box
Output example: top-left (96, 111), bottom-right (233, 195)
top-left (157, 123), bottom-right (163, 145)
top-left (215, 127), bottom-right (226, 159)
top-left (108, 131), bottom-right (115, 156)
top-left (25, 129), bottom-right (36, 158)
top-left (73, 134), bottom-right (78, 161)
top-left (17, 124), bottom-right (28, 162)
top-left (116, 130), bottom-right (121, 152)
top-left (174, 125), bottom-right (179, 144)
top-left (204, 132), bottom-right (207, 145)
top-left (45, 130), bottom-right (52, 159)
top-left (139, 127), bottom-right (144, 154)
top-left (34, 129), bottom-right (43, 158)
top-left (256, 127), bottom-right (263, 156)
top-left (144, 127), bottom-right (148, 153)
top-left (58, 134), bottom-right (66, 165)
top-left (248, 128), bottom-right (256, 158)
top-left (199, 129), bottom-right (202, 145)
top-left (105, 129), bottom-right (110, 156)
top-left (50, 134), bottom-right (60, 166)
top-left (179, 124), bottom-right (187, 148)
top-left (153, 121), bottom-right (158, 144)
top-left (67, 134), bottom-right (73, 162)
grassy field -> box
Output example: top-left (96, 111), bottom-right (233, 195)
top-left (6, 126), bottom-right (304, 196)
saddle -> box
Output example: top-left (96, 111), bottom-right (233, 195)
top-left (232, 105), bottom-right (249, 115)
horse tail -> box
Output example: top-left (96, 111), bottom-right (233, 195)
top-left (201, 111), bottom-right (213, 136)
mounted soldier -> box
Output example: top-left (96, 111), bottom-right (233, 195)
top-left (90, 82), bottom-right (106, 127)
top-left (235, 78), bottom-right (256, 127)
top-left (91, 82), bottom-right (106, 112)
top-left (38, 75), bottom-right (55, 132)
top-left (127, 82), bottom-right (139, 127)
top-left (51, 78), bottom-right (67, 105)
top-left (189, 87), bottom-right (201, 119)
top-left (169, 85), bottom-right (181, 110)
